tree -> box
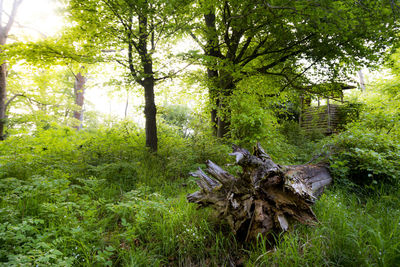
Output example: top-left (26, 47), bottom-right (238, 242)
top-left (0, 0), bottom-right (23, 140)
top-left (5, 65), bottom-right (80, 135)
top-left (5, 35), bottom-right (96, 132)
top-left (72, 67), bottom-right (87, 130)
top-left (189, 0), bottom-right (399, 138)
top-left (67, 0), bottom-right (188, 152)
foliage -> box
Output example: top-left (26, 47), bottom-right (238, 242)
top-left (247, 187), bottom-right (400, 266)
top-left (189, 0), bottom-right (399, 82)
top-left (226, 76), bottom-right (316, 164)
top-left (185, 0), bottom-right (400, 136)
top-left (0, 122), bottom-right (234, 266)
top-left (66, 0), bottom-right (193, 151)
top-left (328, 127), bottom-right (400, 188)
top-left (0, 110), bottom-right (399, 265)
top-left (326, 78), bottom-right (400, 189)
top-left (6, 65), bottom-right (80, 136)
top-left (159, 104), bottom-right (193, 137)
top-left (278, 120), bottom-right (324, 163)
top-left (1, 1), bottom-right (400, 266)
top-left (228, 90), bottom-right (296, 163)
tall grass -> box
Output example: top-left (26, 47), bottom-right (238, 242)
top-left (247, 187), bottom-right (400, 267)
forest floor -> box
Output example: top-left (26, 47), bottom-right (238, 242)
top-left (0, 124), bottom-right (399, 266)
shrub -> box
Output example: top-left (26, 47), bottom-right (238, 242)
top-left (328, 126), bottom-right (400, 188)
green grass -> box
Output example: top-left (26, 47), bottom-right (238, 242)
top-left (247, 188), bottom-right (400, 267)
top-left (0, 124), bottom-right (399, 266)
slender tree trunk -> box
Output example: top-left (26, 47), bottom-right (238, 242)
top-left (216, 109), bottom-right (230, 138)
top-left (124, 91), bottom-right (129, 119)
top-left (143, 76), bottom-right (157, 152)
top-left (358, 70), bottom-right (365, 92)
top-left (73, 71), bottom-right (86, 130)
top-left (0, 0), bottom-right (6, 139)
top-left (0, 0), bottom-right (23, 140)
top-left (203, 9), bottom-right (239, 138)
top-left (138, 11), bottom-right (157, 152)
top-left (0, 35), bottom-right (7, 139)
top-left (0, 58), bottom-right (6, 140)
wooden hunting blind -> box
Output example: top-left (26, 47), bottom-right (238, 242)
top-left (299, 83), bottom-right (358, 134)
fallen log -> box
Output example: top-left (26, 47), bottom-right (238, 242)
top-left (187, 143), bottom-right (332, 242)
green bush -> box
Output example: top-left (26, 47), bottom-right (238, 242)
top-left (328, 124), bottom-right (400, 188)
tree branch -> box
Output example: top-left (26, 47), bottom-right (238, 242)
top-left (4, 0), bottom-right (23, 35)
top-left (240, 34), bottom-right (314, 67)
top-left (154, 62), bottom-right (193, 82)
top-left (235, 36), bottom-right (252, 63)
top-left (255, 49), bottom-right (304, 73)
top-left (262, 1), bottom-right (298, 12)
top-left (128, 39), bottom-right (143, 86)
top-left (12, 19), bottom-right (47, 38)
top-left (5, 93), bottom-right (24, 110)
top-left (102, 0), bottom-right (137, 40)
top-left (277, 61), bottom-right (318, 92)
top-left (222, 1), bottom-right (232, 54)
top-left (189, 31), bottom-right (205, 50)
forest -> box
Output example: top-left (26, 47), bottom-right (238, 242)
top-left (1, 0), bottom-right (400, 266)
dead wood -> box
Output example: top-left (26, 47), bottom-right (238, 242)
top-left (187, 143), bottom-right (332, 242)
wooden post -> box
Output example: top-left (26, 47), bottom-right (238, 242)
top-left (299, 94), bottom-right (304, 126)
top-left (327, 98), bottom-right (331, 133)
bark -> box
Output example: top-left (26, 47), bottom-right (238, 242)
top-left (0, 60), bottom-right (6, 140)
top-left (0, 0), bottom-right (23, 140)
top-left (124, 91), bottom-right (129, 119)
top-left (187, 143), bottom-right (331, 242)
top-left (0, 46), bottom-right (7, 140)
top-left (73, 71), bottom-right (86, 130)
top-left (216, 70), bottom-right (235, 138)
top-left (143, 77), bottom-right (157, 152)
top-left (208, 71), bottom-right (219, 136)
top-left (204, 12), bottom-right (221, 136)
top-left (138, 11), bottom-right (157, 152)
top-left (203, 8), bottom-right (237, 138)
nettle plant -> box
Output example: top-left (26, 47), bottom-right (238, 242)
top-left (328, 125), bottom-right (400, 188)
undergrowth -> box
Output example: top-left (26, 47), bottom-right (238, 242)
top-left (247, 187), bottom-right (400, 266)
top-left (0, 122), bottom-right (399, 266)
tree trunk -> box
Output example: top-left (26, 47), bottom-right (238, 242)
top-left (143, 76), bottom-right (157, 152)
top-left (0, 61), bottom-right (6, 140)
top-left (208, 71), bottom-right (219, 136)
top-left (73, 71), bottom-right (86, 130)
top-left (0, 12), bottom-right (7, 140)
top-left (124, 91), bottom-right (129, 119)
top-left (358, 70), bottom-right (365, 92)
top-left (138, 10), bottom-right (157, 152)
top-left (0, 0), bottom-right (23, 140)
top-left (187, 143), bottom-right (332, 243)
top-left (204, 11), bottom-right (222, 136)
top-left (216, 107), bottom-right (230, 138)
top-left (216, 71), bottom-right (234, 138)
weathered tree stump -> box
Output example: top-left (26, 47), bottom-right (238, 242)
top-left (187, 143), bottom-right (331, 242)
